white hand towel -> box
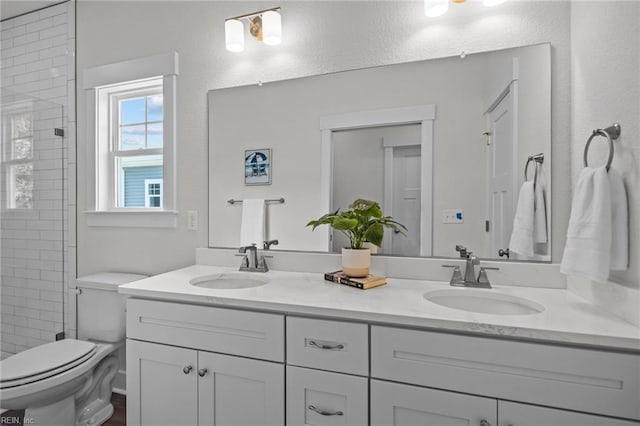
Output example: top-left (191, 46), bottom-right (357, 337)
top-left (560, 167), bottom-right (612, 283)
top-left (609, 169), bottom-right (628, 271)
top-left (533, 182), bottom-right (548, 244)
top-left (240, 199), bottom-right (265, 247)
top-left (509, 181), bottom-right (535, 258)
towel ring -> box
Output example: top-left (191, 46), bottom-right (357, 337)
top-left (524, 153), bottom-right (544, 189)
top-left (524, 158), bottom-right (538, 188)
top-left (583, 123), bottom-right (621, 171)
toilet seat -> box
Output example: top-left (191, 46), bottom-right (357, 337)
top-left (0, 340), bottom-right (97, 389)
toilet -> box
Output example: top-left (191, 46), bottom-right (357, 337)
top-left (0, 272), bottom-right (146, 426)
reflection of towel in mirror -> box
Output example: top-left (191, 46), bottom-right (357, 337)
top-left (509, 181), bottom-right (535, 258)
top-left (240, 199), bottom-right (265, 247)
top-left (560, 167), bottom-right (628, 283)
top-left (533, 181), bottom-right (548, 256)
top-left (609, 168), bottom-right (628, 271)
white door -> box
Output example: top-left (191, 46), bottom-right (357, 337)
top-left (486, 86), bottom-right (516, 259)
top-left (126, 340), bottom-right (198, 426)
top-left (371, 380), bottom-right (496, 426)
top-left (198, 351), bottom-right (284, 425)
top-left (498, 401), bottom-right (639, 426)
top-left (286, 366), bottom-right (368, 426)
top-left (385, 145), bottom-right (421, 256)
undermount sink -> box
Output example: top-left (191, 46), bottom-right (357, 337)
top-left (190, 273), bottom-right (270, 290)
top-left (424, 289), bottom-right (545, 315)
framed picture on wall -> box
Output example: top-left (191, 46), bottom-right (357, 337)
top-left (244, 148), bottom-right (272, 185)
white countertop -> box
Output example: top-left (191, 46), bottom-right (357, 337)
top-left (118, 264), bottom-right (640, 352)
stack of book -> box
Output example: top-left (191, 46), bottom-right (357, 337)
top-left (324, 270), bottom-right (387, 290)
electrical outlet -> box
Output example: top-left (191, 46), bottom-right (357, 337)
top-left (187, 210), bottom-right (198, 230)
top-left (442, 209), bottom-right (464, 224)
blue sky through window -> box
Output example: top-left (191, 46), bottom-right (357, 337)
top-left (119, 93), bottom-right (163, 150)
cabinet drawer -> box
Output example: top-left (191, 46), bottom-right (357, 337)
top-left (371, 326), bottom-right (640, 421)
top-left (287, 316), bottom-right (368, 376)
top-left (127, 299), bottom-right (284, 362)
top-left (286, 366), bottom-right (368, 426)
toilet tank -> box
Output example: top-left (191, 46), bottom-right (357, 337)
top-left (77, 272), bottom-right (147, 342)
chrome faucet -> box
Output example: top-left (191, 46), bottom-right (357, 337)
top-left (237, 244), bottom-right (270, 272)
top-left (442, 245), bottom-right (498, 289)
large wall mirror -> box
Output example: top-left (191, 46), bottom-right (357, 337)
top-left (209, 43), bottom-right (551, 261)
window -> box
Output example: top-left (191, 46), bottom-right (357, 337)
top-left (107, 79), bottom-right (164, 209)
top-left (144, 179), bottom-right (162, 208)
top-left (83, 52), bottom-right (178, 227)
top-left (2, 107), bottom-right (34, 209)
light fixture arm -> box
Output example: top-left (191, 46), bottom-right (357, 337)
top-left (226, 7), bottom-right (281, 23)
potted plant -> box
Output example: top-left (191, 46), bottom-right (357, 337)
top-left (307, 198), bottom-right (407, 277)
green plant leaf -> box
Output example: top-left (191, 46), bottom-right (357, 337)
top-left (364, 223), bottom-right (384, 246)
top-left (306, 198), bottom-right (407, 249)
top-left (332, 217), bottom-right (358, 231)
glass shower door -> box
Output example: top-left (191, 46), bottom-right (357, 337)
top-left (1, 90), bottom-right (64, 358)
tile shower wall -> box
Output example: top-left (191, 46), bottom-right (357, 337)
top-left (1, 1), bottom-right (76, 357)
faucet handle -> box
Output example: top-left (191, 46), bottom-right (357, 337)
top-left (263, 239), bottom-right (279, 250)
top-left (477, 266), bottom-right (499, 287)
top-left (257, 255), bottom-right (272, 272)
top-left (442, 265), bottom-right (464, 285)
top-left (455, 245), bottom-right (469, 258)
top-left (235, 254), bottom-right (249, 269)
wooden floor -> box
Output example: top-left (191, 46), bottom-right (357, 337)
top-left (0, 393), bottom-right (126, 426)
top-left (105, 393), bottom-right (126, 426)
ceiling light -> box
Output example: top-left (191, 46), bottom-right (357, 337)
top-left (225, 19), bottom-right (244, 53)
top-left (225, 8), bottom-right (282, 53)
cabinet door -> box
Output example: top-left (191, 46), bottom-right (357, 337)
top-left (498, 401), bottom-right (639, 426)
top-left (287, 366), bottom-right (368, 425)
top-left (127, 339), bottom-right (198, 426)
top-left (197, 351), bottom-right (284, 425)
top-left (371, 379), bottom-right (497, 426)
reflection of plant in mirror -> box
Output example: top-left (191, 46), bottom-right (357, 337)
top-left (307, 198), bottom-right (407, 249)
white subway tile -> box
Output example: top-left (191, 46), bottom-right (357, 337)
top-left (27, 18), bottom-right (53, 34)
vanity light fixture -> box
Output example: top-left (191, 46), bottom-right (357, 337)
top-left (225, 7), bottom-right (282, 53)
top-left (424, 0), bottom-right (506, 17)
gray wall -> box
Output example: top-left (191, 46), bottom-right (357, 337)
top-left (77, 0), bottom-right (572, 276)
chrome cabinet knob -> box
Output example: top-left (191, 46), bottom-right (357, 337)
top-left (198, 368), bottom-right (208, 377)
top-left (183, 365), bottom-right (193, 374)
top-left (480, 420), bottom-right (491, 426)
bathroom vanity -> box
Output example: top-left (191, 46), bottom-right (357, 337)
top-left (120, 265), bottom-right (640, 426)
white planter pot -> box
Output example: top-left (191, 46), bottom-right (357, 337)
top-left (342, 248), bottom-right (371, 277)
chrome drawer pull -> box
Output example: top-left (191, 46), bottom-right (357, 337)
top-left (183, 365), bottom-right (193, 374)
top-left (198, 368), bottom-right (208, 377)
top-left (308, 405), bottom-right (344, 416)
top-left (308, 340), bottom-right (344, 350)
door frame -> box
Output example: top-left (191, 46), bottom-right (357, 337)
top-left (319, 104), bottom-right (435, 256)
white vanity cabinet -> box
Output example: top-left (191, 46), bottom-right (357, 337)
top-left (285, 317), bottom-right (369, 425)
top-left (125, 297), bottom-right (639, 426)
top-left (126, 299), bottom-right (285, 426)
top-left (371, 325), bottom-right (640, 425)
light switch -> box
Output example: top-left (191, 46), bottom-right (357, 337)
top-left (442, 209), bottom-right (464, 224)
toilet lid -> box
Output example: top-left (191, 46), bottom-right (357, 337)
top-left (0, 340), bottom-right (97, 386)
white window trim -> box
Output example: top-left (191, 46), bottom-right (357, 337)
top-left (144, 179), bottom-right (163, 208)
top-left (83, 52), bottom-right (178, 227)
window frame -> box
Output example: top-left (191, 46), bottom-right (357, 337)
top-left (83, 52), bottom-right (178, 227)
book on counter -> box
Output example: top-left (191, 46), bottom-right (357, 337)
top-left (324, 270), bottom-right (387, 290)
